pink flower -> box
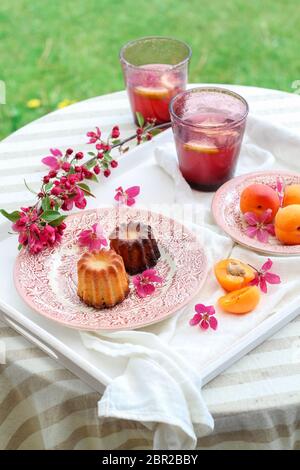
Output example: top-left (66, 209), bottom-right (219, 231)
top-left (249, 258), bottom-right (281, 293)
top-left (244, 209), bottom-right (275, 243)
top-left (87, 127), bottom-right (101, 144)
top-left (189, 304), bottom-right (218, 331)
top-left (77, 223), bottom-right (108, 251)
top-left (114, 186), bottom-right (140, 206)
top-left (42, 148), bottom-right (63, 171)
top-left (276, 178), bottom-right (285, 207)
top-left (12, 207), bottom-right (66, 254)
top-left (111, 126), bottom-right (120, 139)
top-left (133, 269), bottom-right (163, 298)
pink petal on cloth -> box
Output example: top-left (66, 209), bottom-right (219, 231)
top-left (244, 212), bottom-right (259, 225)
top-left (209, 316), bottom-right (218, 330)
top-left (200, 319), bottom-right (209, 330)
top-left (264, 272), bottom-right (281, 284)
top-left (207, 306), bottom-right (216, 316)
top-left (256, 228), bottom-right (270, 243)
top-left (115, 193), bottom-right (126, 204)
top-left (261, 258), bottom-right (273, 272)
top-left (126, 186), bottom-right (140, 198)
top-left (126, 197), bottom-right (136, 207)
top-left (189, 313), bottom-right (202, 326)
top-left (245, 226), bottom-right (259, 239)
top-left (50, 148), bottom-right (63, 157)
top-left (195, 304), bottom-right (208, 314)
top-left (42, 156), bottom-right (59, 170)
top-left (259, 276), bottom-right (268, 293)
top-left (249, 275), bottom-right (259, 287)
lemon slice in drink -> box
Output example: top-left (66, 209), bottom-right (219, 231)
top-left (133, 86), bottom-right (169, 99)
top-left (184, 140), bottom-right (219, 154)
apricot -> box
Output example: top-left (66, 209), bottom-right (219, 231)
top-left (283, 184), bottom-right (300, 207)
top-left (218, 286), bottom-right (260, 314)
top-left (275, 205), bottom-right (300, 245)
top-left (214, 258), bottom-right (256, 292)
top-left (240, 183), bottom-right (280, 222)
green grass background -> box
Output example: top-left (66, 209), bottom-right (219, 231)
top-left (0, 0), bottom-right (300, 139)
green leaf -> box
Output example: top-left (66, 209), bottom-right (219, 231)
top-left (41, 210), bottom-right (62, 223)
top-left (44, 182), bottom-right (52, 192)
top-left (150, 128), bottom-right (162, 136)
top-left (88, 151), bottom-right (95, 156)
top-left (90, 174), bottom-right (98, 183)
top-left (0, 209), bottom-right (21, 222)
top-left (77, 183), bottom-right (95, 198)
top-left (49, 215), bottom-right (67, 227)
top-left (86, 158), bottom-right (96, 169)
top-left (69, 166), bottom-right (76, 174)
top-left (18, 243), bottom-right (23, 251)
top-left (112, 139), bottom-right (121, 145)
top-left (41, 196), bottom-right (51, 211)
top-left (136, 111), bottom-right (144, 128)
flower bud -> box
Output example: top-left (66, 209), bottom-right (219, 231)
top-left (62, 162), bottom-right (71, 172)
top-left (75, 151), bottom-right (84, 160)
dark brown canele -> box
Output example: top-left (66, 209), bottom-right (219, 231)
top-left (109, 221), bottom-right (161, 275)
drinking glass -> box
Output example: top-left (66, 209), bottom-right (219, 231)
top-left (170, 87), bottom-right (249, 191)
top-left (120, 36), bottom-right (191, 125)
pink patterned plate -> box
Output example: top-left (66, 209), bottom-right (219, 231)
top-left (212, 170), bottom-right (300, 256)
top-left (14, 207), bottom-right (208, 331)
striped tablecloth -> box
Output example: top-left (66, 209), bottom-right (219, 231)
top-left (0, 85), bottom-right (300, 450)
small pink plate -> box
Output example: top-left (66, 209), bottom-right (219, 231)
top-left (14, 207), bottom-right (208, 331)
top-left (212, 170), bottom-right (300, 256)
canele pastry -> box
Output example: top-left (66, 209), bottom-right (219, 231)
top-left (109, 221), bottom-right (160, 275)
top-left (77, 249), bottom-right (129, 308)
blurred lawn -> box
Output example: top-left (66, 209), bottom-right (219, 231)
top-left (0, 0), bottom-right (300, 139)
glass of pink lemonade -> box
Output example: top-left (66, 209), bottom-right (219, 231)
top-left (170, 87), bottom-right (249, 191)
top-left (120, 37), bottom-right (191, 125)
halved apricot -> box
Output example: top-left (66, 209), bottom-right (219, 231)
top-left (214, 258), bottom-right (256, 292)
top-left (218, 286), bottom-right (260, 314)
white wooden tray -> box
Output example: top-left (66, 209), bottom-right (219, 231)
top-left (0, 129), bottom-right (299, 392)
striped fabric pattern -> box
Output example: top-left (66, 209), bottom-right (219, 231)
top-left (0, 86), bottom-right (300, 450)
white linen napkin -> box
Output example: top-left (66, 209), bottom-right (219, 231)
top-left (81, 113), bottom-right (300, 450)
